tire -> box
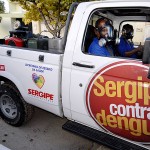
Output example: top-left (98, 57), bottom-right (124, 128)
top-left (0, 82), bottom-right (34, 127)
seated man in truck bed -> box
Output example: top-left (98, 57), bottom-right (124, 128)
top-left (118, 24), bottom-right (143, 58)
top-left (88, 18), bottom-right (114, 57)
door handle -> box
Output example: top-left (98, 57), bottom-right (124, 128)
top-left (72, 62), bottom-right (95, 68)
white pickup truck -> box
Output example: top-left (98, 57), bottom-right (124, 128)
top-left (0, 0), bottom-right (150, 149)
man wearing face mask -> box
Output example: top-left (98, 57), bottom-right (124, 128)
top-left (88, 18), bottom-right (114, 57)
top-left (118, 24), bottom-right (143, 58)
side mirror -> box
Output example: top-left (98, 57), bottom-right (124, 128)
top-left (142, 38), bottom-right (150, 64)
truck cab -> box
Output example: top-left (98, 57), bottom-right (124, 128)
top-left (62, 0), bottom-right (150, 143)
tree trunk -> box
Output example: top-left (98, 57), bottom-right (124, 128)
top-left (33, 1), bottom-right (57, 37)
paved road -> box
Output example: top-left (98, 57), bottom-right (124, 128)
top-left (0, 107), bottom-right (111, 150)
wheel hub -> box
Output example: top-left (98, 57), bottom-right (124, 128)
top-left (0, 94), bottom-right (17, 119)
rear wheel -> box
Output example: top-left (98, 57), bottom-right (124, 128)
top-left (0, 82), bottom-right (34, 126)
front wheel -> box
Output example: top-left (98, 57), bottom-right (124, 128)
top-left (0, 82), bottom-right (34, 127)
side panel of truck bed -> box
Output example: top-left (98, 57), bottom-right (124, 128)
top-left (0, 46), bottom-right (63, 117)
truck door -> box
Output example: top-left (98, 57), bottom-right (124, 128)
top-left (69, 3), bottom-right (150, 143)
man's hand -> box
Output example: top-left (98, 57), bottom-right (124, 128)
top-left (137, 45), bottom-right (144, 52)
top-left (125, 45), bottom-right (143, 57)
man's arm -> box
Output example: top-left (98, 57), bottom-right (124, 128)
top-left (125, 46), bottom-right (143, 57)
